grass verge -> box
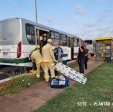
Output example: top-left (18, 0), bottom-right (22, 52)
top-left (0, 74), bottom-right (44, 97)
top-left (34, 62), bottom-right (113, 112)
top-left (0, 62), bottom-right (78, 97)
top-left (68, 62), bottom-right (78, 68)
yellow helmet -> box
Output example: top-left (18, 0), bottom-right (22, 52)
top-left (35, 45), bottom-right (40, 49)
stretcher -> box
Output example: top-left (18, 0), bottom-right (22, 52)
top-left (54, 62), bottom-right (87, 84)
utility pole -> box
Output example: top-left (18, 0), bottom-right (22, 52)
top-left (35, 0), bottom-right (38, 23)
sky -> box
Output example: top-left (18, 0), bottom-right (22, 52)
top-left (0, 0), bottom-right (113, 40)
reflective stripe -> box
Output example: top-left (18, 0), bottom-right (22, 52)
top-left (43, 60), bottom-right (53, 62)
top-left (51, 76), bottom-right (55, 78)
top-left (36, 59), bottom-right (43, 64)
top-left (32, 51), bottom-right (37, 56)
top-left (36, 74), bottom-right (40, 78)
top-left (36, 74), bottom-right (40, 76)
top-left (44, 76), bottom-right (50, 78)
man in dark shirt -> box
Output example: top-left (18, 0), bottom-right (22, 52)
top-left (78, 42), bottom-right (85, 74)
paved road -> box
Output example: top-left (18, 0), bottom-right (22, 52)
top-left (0, 59), bottom-right (103, 112)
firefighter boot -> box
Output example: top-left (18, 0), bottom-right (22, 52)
top-left (44, 76), bottom-right (50, 82)
top-left (36, 74), bottom-right (40, 78)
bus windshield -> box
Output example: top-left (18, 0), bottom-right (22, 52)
top-left (0, 19), bottom-right (20, 45)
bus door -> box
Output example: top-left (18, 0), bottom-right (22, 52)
top-left (35, 27), bottom-right (49, 52)
top-left (68, 37), bottom-right (74, 60)
top-left (67, 37), bottom-right (71, 60)
top-left (73, 37), bottom-right (78, 59)
top-left (70, 37), bottom-right (74, 59)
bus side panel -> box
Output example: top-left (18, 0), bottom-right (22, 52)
top-left (21, 45), bottom-right (35, 67)
top-left (61, 46), bottom-right (68, 60)
top-left (73, 47), bottom-right (79, 59)
top-left (67, 47), bottom-right (71, 60)
top-left (0, 45), bottom-right (17, 59)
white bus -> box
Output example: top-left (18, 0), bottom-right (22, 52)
top-left (0, 18), bottom-right (79, 67)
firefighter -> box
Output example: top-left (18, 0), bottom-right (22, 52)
top-left (42, 39), bottom-right (57, 82)
top-left (53, 42), bottom-right (63, 63)
top-left (29, 50), bottom-right (37, 72)
top-left (30, 45), bottom-right (44, 78)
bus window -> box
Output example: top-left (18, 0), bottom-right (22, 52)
top-left (60, 34), bottom-right (67, 46)
top-left (84, 40), bottom-right (92, 44)
top-left (68, 37), bottom-right (70, 47)
top-left (51, 32), bottom-right (55, 38)
top-left (0, 19), bottom-right (20, 45)
top-left (26, 24), bottom-right (35, 45)
top-left (50, 31), bottom-right (59, 44)
top-left (70, 38), bottom-right (74, 47)
top-left (55, 32), bottom-right (59, 39)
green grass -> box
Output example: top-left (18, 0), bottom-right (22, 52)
top-left (0, 74), bottom-right (44, 97)
top-left (7, 68), bottom-right (26, 77)
top-left (68, 62), bottom-right (78, 68)
top-left (34, 62), bottom-right (113, 112)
